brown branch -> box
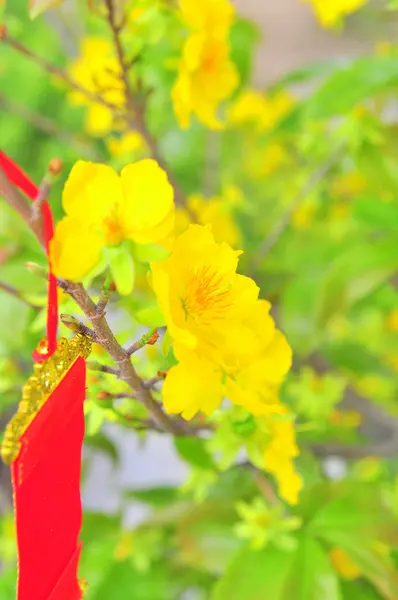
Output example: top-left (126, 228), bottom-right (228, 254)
top-left (103, 0), bottom-right (187, 208)
top-left (88, 362), bottom-right (120, 376)
top-left (310, 435), bottom-right (398, 459)
top-left (61, 281), bottom-right (185, 435)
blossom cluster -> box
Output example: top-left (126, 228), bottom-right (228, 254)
top-left (172, 0), bottom-right (238, 129)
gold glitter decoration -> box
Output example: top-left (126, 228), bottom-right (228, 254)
top-left (1, 334), bottom-right (92, 465)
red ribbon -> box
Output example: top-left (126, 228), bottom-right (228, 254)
top-left (0, 150), bottom-right (58, 360)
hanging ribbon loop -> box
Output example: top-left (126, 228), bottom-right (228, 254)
top-left (0, 150), bottom-right (58, 360)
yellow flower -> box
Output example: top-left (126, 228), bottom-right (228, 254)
top-left (162, 329), bottom-right (291, 420)
top-left (106, 131), bottom-right (146, 157)
top-left (262, 409), bottom-right (302, 505)
top-left (245, 143), bottom-right (288, 179)
top-left (302, 0), bottom-right (369, 28)
top-left (152, 225), bottom-right (268, 359)
top-left (179, 0), bottom-right (235, 39)
top-left (292, 200), bottom-right (317, 231)
top-left (68, 37), bottom-right (124, 136)
top-left (152, 225), bottom-right (292, 418)
top-left (386, 309), bottom-right (398, 332)
top-left (172, 33), bottom-right (238, 129)
top-left (330, 547), bottom-right (361, 579)
top-left (228, 89), bottom-right (294, 131)
top-left (175, 193), bottom-right (241, 247)
top-left (51, 159), bottom-right (174, 281)
top-left (331, 171), bottom-right (367, 197)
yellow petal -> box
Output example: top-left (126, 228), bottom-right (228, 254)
top-left (162, 355), bottom-right (223, 419)
top-left (62, 161), bottom-right (123, 226)
top-left (50, 216), bottom-right (103, 280)
top-left (85, 103), bottom-right (115, 137)
top-left (120, 159), bottom-right (175, 244)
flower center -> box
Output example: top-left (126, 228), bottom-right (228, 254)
top-left (104, 216), bottom-right (125, 246)
top-left (182, 265), bottom-right (231, 324)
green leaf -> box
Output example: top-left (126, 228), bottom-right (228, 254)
top-left (94, 560), bottom-right (181, 600)
top-left (282, 537), bottom-right (342, 600)
top-left (354, 198), bottom-right (398, 231)
top-left (174, 437), bottom-right (216, 470)
top-left (135, 304), bottom-right (166, 327)
top-left (161, 329), bottom-right (173, 357)
top-left (107, 246), bottom-right (135, 296)
top-left (178, 500), bottom-right (241, 574)
top-left (133, 243), bottom-right (170, 263)
top-left (322, 341), bottom-right (391, 376)
top-left (125, 485), bottom-right (179, 507)
top-left (315, 239), bottom-right (398, 328)
top-left (211, 546), bottom-right (296, 600)
top-left (306, 56), bottom-right (398, 119)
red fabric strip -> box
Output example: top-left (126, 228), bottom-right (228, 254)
top-left (12, 357), bottom-right (86, 600)
top-left (0, 150), bottom-right (58, 359)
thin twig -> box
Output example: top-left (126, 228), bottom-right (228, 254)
top-left (88, 362), bottom-right (120, 376)
top-left (0, 281), bottom-right (40, 310)
top-left (0, 94), bottom-right (100, 160)
top-left (310, 435), bottom-right (398, 459)
top-left (62, 281), bottom-right (185, 435)
top-left (103, 0), bottom-right (187, 208)
top-left (126, 327), bottom-right (159, 356)
top-left (252, 150), bottom-right (342, 270)
top-left (2, 31), bottom-right (125, 116)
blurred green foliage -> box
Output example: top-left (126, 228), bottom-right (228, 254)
top-left (1, 0), bottom-right (398, 598)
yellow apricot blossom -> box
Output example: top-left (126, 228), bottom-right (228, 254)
top-left (179, 0), bottom-right (235, 39)
top-left (330, 547), bottom-right (361, 579)
top-left (162, 329), bottom-right (291, 420)
top-left (227, 89), bottom-right (294, 132)
top-left (172, 33), bottom-right (238, 129)
top-left (302, 0), bottom-right (369, 29)
top-left (175, 193), bottom-right (241, 247)
top-left (50, 159), bottom-right (174, 281)
top-left (68, 38), bottom-right (124, 136)
top-left (106, 131), bottom-right (146, 158)
top-left (151, 225), bottom-right (292, 417)
top-left (151, 225), bottom-right (275, 361)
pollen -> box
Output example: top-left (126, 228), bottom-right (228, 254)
top-left (182, 265), bottom-right (232, 323)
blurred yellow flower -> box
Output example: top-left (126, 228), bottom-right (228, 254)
top-left (179, 0), bottom-right (235, 39)
top-left (228, 89), bottom-right (294, 131)
top-left (68, 37), bottom-right (124, 136)
top-left (302, 0), bottom-right (368, 28)
top-left (292, 200), bottom-right (317, 231)
top-left (331, 171), bottom-right (367, 198)
top-left (386, 309), bottom-right (398, 332)
top-left (329, 409), bottom-right (362, 428)
top-left (246, 143), bottom-right (289, 180)
top-left (330, 547), bottom-right (361, 580)
top-left (51, 159), bottom-right (174, 281)
top-left (175, 193), bottom-right (241, 247)
top-left (106, 131), bottom-right (146, 158)
top-left (172, 33), bottom-right (238, 129)
top-left (262, 409), bottom-right (302, 505)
